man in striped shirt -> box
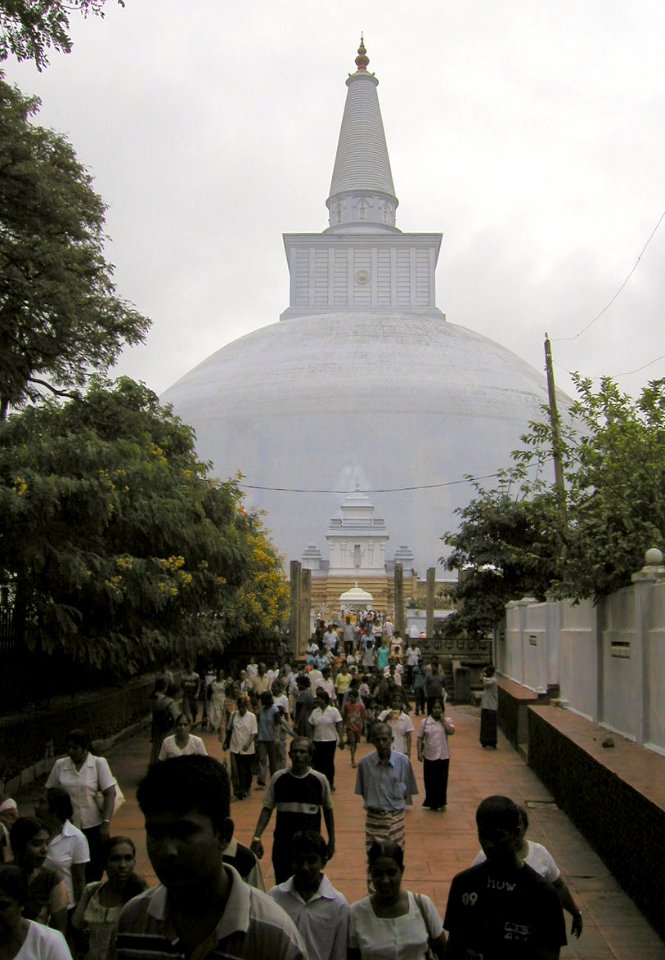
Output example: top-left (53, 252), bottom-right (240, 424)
top-left (250, 737), bottom-right (335, 883)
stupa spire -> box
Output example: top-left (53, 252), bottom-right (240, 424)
top-left (325, 38), bottom-right (399, 234)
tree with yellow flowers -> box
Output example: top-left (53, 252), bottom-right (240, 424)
top-left (0, 377), bottom-right (288, 678)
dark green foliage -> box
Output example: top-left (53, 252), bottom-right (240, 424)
top-left (0, 1), bottom-right (124, 70)
top-left (441, 376), bottom-right (665, 634)
top-left (0, 378), bottom-right (287, 676)
top-left (0, 76), bottom-right (148, 418)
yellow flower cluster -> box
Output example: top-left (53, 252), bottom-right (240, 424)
top-left (115, 556), bottom-right (133, 571)
top-left (157, 582), bottom-right (179, 597)
top-left (159, 555), bottom-right (185, 570)
top-left (148, 443), bottom-right (166, 461)
top-left (13, 476), bottom-right (28, 496)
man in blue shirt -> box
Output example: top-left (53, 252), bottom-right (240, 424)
top-left (355, 721), bottom-right (418, 872)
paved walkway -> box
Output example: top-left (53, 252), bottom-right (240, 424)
top-left (15, 705), bottom-right (665, 959)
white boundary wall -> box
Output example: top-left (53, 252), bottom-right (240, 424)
top-left (497, 553), bottom-right (665, 754)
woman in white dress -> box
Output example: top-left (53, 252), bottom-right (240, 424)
top-left (307, 689), bottom-right (343, 790)
top-left (158, 714), bottom-right (207, 760)
top-left (349, 840), bottom-right (446, 960)
top-left (0, 864), bottom-right (72, 959)
top-left (206, 669), bottom-right (227, 738)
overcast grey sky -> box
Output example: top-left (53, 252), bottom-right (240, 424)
top-left (4, 0), bottom-right (665, 404)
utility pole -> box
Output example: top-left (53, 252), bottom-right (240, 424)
top-left (544, 335), bottom-right (567, 556)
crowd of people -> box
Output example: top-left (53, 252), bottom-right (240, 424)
top-left (0, 616), bottom-right (584, 959)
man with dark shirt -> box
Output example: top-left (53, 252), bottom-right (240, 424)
top-left (444, 795), bottom-right (567, 959)
top-left (250, 737), bottom-right (335, 883)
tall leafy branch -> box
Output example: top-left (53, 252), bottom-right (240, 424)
top-left (0, 76), bottom-right (149, 419)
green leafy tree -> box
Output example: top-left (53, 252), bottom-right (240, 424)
top-left (441, 468), bottom-right (561, 639)
top-left (0, 378), bottom-right (288, 676)
top-left (0, 76), bottom-right (149, 419)
top-left (442, 376), bottom-right (665, 634)
top-left (554, 375), bottom-right (665, 599)
top-left (0, 1), bottom-right (123, 70)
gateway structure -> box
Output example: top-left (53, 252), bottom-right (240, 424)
top-left (163, 41), bottom-right (558, 577)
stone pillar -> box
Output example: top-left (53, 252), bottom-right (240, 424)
top-left (426, 567), bottom-right (435, 639)
top-left (289, 561), bottom-right (301, 656)
top-left (631, 547), bottom-right (665, 745)
top-left (299, 568), bottom-right (312, 656)
top-left (394, 563), bottom-right (405, 636)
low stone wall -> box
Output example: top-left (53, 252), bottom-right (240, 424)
top-left (528, 704), bottom-right (665, 941)
top-left (497, 676), bottom-right (543, 749)
top-left (0, 676), bottom-right (154, 793)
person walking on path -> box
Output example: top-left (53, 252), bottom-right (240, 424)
top-left (109, 755), bottom-right (305, 960)
top-left (378, 692), bottom-right (415, 759)
top-left (45, 730), bottom-right (118, 882)
top-left (348, 839), bottom-right (447, 960)
top-left (206, 668), bottom-right (227, 738)
top-left (269, 829), bottom-right (349, 960)
top-left (0, 864), bottom-right (72, 960)
top-left (342, 686), bottom-right (367, 768)
top-left (158, 714), bottom-right (207, 760)
top-left (423, 657), bottom-right (447, 715)
top-left (444, 795), bottom-right (567, 959)
top-left (471, 804), bottom-right (583, 939)
top-left (10, 816), bottom-right (68, 935)
top-left (375, 641), bottom-right (390, 672)
top-left (308, 689), bottom-right (344, 790)
top-left (256, 691), bottom-right (284, 787)
top-left (479, 664), bottom-right (498, 748)
top-left (148, 680), bottom-right (176, 766)
top-left (226, 695), bottom-right (258, 799)
top-left (403, 638), bottom-right (421, 691)
top-left (355, 722), bottom-right (418, 859)
top-left (36, 788), bottom-right (89, 910)
top-left (417, 699), bottom-right (455, 812)
top-left (180, 663), bottom-right (201, 726)
top-left (71, 835), bottom-right (147, 960)
top-left (250, 738), bottom-right (335, 884)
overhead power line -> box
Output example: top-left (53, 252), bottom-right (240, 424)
top-left (555, 207), bottom-right (665, 343)
top-left (239, 472), bottom-right (504, 495)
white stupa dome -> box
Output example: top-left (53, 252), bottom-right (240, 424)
top-left (162, 40), bottom-right (563, 574)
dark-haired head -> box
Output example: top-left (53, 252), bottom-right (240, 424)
top-left (0, 864), bottom-right (28, 905)
top-left (104, 834), bottom-right (136, 861)
top-left (259, 691), bottom-right (274, 708)
top-left (136, 755), bottom-right (230, 834)
top-left (66, 729), bottom-right (92, 751)
top-left (45, 787), bottom-right (73, 823)
top-left (291, 830), bottom-right (328, 863)
top-left (476, 795), bottom-right (521, 831)
top-left (9, 816), bottom-right (49, 862)
top-left (367, 839), bottom-right (404, 869)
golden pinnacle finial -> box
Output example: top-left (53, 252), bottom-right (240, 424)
top-left (355, 34), bottom-right (369, 72)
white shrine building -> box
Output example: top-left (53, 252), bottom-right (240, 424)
top-left (163, 40), bottom-right (567, 583)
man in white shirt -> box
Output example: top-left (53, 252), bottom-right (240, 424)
top-left (227, 696), bottom-right (258, 799)
top-left (269, 830), bottom-right (349, 960)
